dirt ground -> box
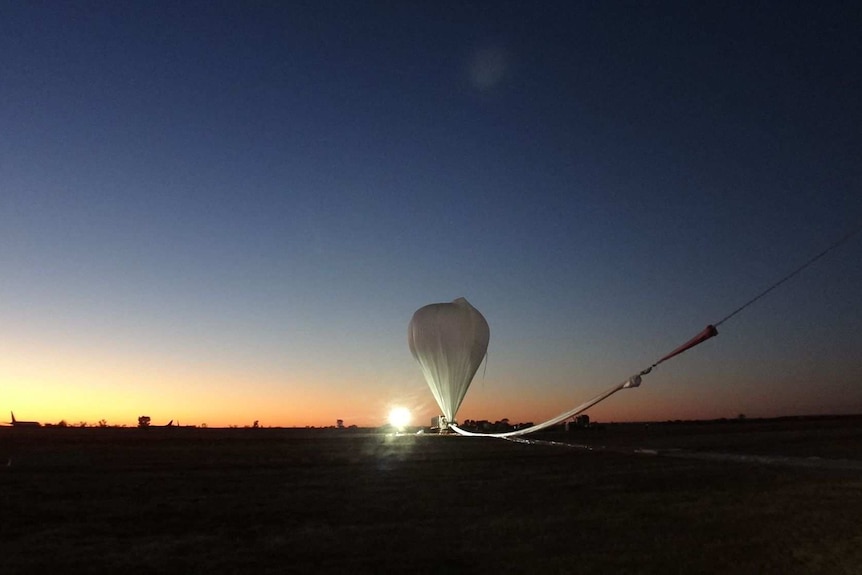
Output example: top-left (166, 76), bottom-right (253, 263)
top-left (2, 417), bottom-right (861, 574)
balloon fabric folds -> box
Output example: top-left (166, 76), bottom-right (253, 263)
top-left (408, 298), bottom-right (490, 424)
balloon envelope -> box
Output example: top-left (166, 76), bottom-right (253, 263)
top-left (408, 297), bottom-right (490, 423)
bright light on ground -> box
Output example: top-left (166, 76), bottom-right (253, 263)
top-left (388, 407), bottom-right (412, 430)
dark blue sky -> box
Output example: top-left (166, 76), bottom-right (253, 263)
top-left (2, 1), bottom-right (860, 426)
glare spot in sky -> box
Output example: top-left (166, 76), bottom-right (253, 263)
top-left (468, 46), bottom-right (509, 90)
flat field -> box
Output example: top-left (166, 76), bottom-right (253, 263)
top-left (2, 418), bottom-right (862, 574)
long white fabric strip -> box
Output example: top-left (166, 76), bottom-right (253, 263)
top-left (449, 374), bottom-right (643, 438)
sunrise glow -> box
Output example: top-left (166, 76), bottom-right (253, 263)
top-left (388, 407), bottom-right (412, 430)
top-left (1, 2), bottom-right (860, 429)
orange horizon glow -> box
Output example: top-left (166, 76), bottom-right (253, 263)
top-left (4, 321), bottom-right (861, 429)
top-left (5, 366), bottom-right (859, 429)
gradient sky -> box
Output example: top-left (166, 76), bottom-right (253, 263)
top-left (2, 1), bottom-right (861, 427)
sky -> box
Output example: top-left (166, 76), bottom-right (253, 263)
top-left (2, 1), bottom-right (861, 428)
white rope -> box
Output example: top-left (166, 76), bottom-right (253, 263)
top-left (448, 223), bottom-right (862, 440)
top-left (449, 374), bottom-right (643, 438)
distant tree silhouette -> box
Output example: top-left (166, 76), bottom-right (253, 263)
top-left (138, 416), bottom-right (151, 428)
top-left (253, 420), bottom-right (260, 428)
top-left (97, 419), bottom-right (108, 428)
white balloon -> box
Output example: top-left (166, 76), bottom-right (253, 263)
top-left (408, 297), bottom-right (490, 424)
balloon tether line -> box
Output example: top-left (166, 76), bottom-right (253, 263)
top-left (713, 223), bottom-right (862, 328)
top-left (451, 223), bottom-right (862, 438)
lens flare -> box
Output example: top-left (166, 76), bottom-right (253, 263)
top-left (388, 407), bottom-right (411, 430)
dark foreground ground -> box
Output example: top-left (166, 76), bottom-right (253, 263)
top-left (2, 417), bottom-right (862, 574)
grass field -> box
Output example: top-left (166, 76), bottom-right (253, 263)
top-left (2, 418), bottom-right (862, 574)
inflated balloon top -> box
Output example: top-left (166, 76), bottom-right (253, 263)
top-left (408, 297), bottom-right (490, 424)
